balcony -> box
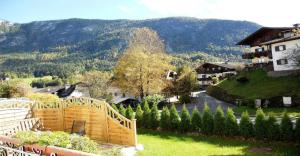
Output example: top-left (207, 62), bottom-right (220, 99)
top-left (242, 50), bottom-right (272, 59)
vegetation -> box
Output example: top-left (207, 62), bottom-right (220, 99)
top-left (119, 105), bottom-right (126, 117)
top-left (225, 108), bottom-right (239, 136)
top-left (142, 101), bottom-right (151, 129)
top-left (254, 108), bottom-right (266, 139)
top-left (160, 106), bottom-right (171, 130)
top-left (169, 104), bottom-right (180, 130)
top-left (266, 113), bottom-right (281, 140)
top-left (150, 103), bottom-right (160, 129)
top-left (14, 131), bottom-right (99, 154)
top-left (239, 111), bottom-right (253, 138)
top-left (201, 103), bottom-right (214, 134)
top-left (125, 105), bottom-right (134, 119)
top-left (180, 105), bottom-right (191, 132)
top-left (137, 129), bottom-right (300, 156)
top-left (191, 106), bottom-right (202, 132)
top-left (135, 105), bottom-right (143, 128)
top-left (213, 105), bottom-right (225, 135)
top-left (233, 106), bottom-right (300, 118)
top-left (0, 79), bottom-right (32, 98)
top-left (280, 112), bottom-right (294, 141)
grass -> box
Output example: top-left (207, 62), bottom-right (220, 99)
top-left (218, 69), bottom-right (300, 100)
top-left (233, 106), bottom-right (300, 118)
top-left (137, 129), bottom-right (300, 156)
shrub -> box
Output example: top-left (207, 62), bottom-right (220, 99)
top-left (119, 105), bottom-right (126, 117)
top-left (170, 104), bottom-right (181, 130)
top-left (202, 103), bottom-right (214, 134)
top-left (141, 100), bottom-right (149, 110)
top-left (142, 102), bottom-right (151, 129)
top-left (214, 105), bottom-right (225, 135)
top-left (225, 108), bottom-right (239, 136)
top-left (179, 94), bottom-right (191, 104)
top-left (295, 118), bottom-right (300, 141)
top-left (266, 113), bottom-right (280, 140)
top-left (143, 94), bottom-right (165, 107)
top-left (27, 93), bottom-right (59, 103)
top-left (135, 105), bottom-right (143, 128)
top-left (239, 111), bottom-right (253, 138)
top-left (280, 112), bottom-right (294, 141)
top-left (111, 103), bottom-right (119, 112)
top-left (125, 105), bottom-right (134, 119)
top-left (180, 104), bottom-right (191, 132)
top-left (236, 76), bottom-right (249, 83)
top-left (254, 108), bottom-right (266, 139)
top-left (160, 106), bottom-right (171, 130)
top-left (150, 103), bottom-right (160, 129)
top-left (191, 106), bottom-right (202, 132)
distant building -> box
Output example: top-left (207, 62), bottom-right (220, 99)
top-left (238, 24), bottom-right (300, 72)
top-left (33, 84), bottom-right (90, 98)
top-left (196, 62), bottom-right (237, 87)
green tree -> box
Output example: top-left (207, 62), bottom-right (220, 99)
top-left (160, 106), bottom-right (171, 130)
top-left (170, 104), bottom-right (181, 131)
top-left (202, 103), bottom-right (214, 134)
top-left (180, 104), bottom-right (191, 132)
top-left (111, 103), bottom-right (119, 112)
top-left (135, 105), bottom-right (143, 128)
top-left (266, 113), bottom-right (280, 140)
top-left (143, 102), bottom-right (151, 128)
top-left (191, 106), bottom-right (202, 132)
top-left (150, 103), bottom-right (160, 129)
top-left (280, 112), bottom-right (294, 141)
top-left (125, 105), bottom-right (134, 120)
top-left (239, 111), bottom-right (253, 138)
top-left (225, 108), bottom-right (239, 136)
top-left (214, 105), bottom-right (225, 135)
top-left (295, 118), bottom-right (300, 141)
top-left (254, 108), bottom-right (266, 139)
top-left (119, 105), bottom-right (126, 117)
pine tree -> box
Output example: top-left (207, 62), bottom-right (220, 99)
top-left (239, 111), bottom-right (253, 138)
top-left (160, 106), bottom-right (171, 130)
top-left (125, 105), bottom-right (134, 119)
top-left (111, 103), bottom-right (119, 112)
top-left (191, 106), bottom-right (202, 132)
top-left (295, 118), bottom-right (300, 142)
top-left (150, 103), bottom-right (160, 129)
top-left (135, 104), bottom-right (143, 128)
top-left (214, 105), bottom-right (225, 135)
top-left (254, 108), bottom-right (266, 139)
top-left (280, 112), bottom-right (294, 141)
top-left (180, 104), bottom-right (191, 132)
top-left (170, 104), bottom-right (180, 131)
top-left (142, 101), bottom-right (151, 128)
top-left (119, 105), bottom-right (126, 117)
top-left (202, 103), bottom-right (214, 134)
top-left (225, 108), bottom-right (239, 136)
top-left (141, 100), bottom-right (148, 110)
top-left (266, 113), bottom-right (280, 140)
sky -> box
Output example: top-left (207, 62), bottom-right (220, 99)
top-left (0, 0), bottom-right (299, 26)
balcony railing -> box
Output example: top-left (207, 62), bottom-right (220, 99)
top-left (242, 50), bottom-right (272, 59)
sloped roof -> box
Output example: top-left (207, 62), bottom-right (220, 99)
top-left (260, 35), bottom-right (300, 45)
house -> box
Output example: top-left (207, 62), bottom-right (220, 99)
top-left (33, 84), bottom-right (90, 98)
top-left (196, 62), bottom-right (237, 87)
top-left (238, 24), bottom-right (300, 72)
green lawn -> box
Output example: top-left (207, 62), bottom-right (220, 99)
top-left (233, 106), bottom-right (300, 118)
top-left (218, 70), bottom-right (300, 100)
top-left (137, 130), bottom-right (300, 156)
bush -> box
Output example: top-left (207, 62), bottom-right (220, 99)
top-left (160, 106), bottom-right (171, 130)
top-left (214, 105), bottom-right (225, 135)
top-left (236, 76), bottom-right (249, 83)
top-left (119, 105), bottom-right (126, 117)
top-left (150, 103), bottom-right (160, 129)
top-left (135, 105), bottom-right (143, 128)
top-left (111, 103), bottom-right (119, 112)
top-left (142, 101), bottom-right (151, 129)
top-left (191, 106), bottom-right (202, 132)
top-left (180, 104), bottom-right (191, 132)
top-left (143, 94), bottom-right (165, 107)
top-left (27, 93), bottom-right (59, 103)
top-left (295, 118), bottom-right (300, 141)
top-left (170, 104), bottom-right (180, 130)
top-left (225, 108), bottom-right (239, 136)
top-left (280, 112), bottom-right (294, 141)
top-left (179, 94), bottom-right (191, 104)
top-left (141, 100), bottom-right (149, 110)
top-left (254, 108), bottom-right (266, 139)
top-left (266, 113), bottom-right (280, 140)
top-left (125, 105), bottom-right (134, 119)
top-left (202, 103), bottom-right (214, 134)
top-left (239, 111), bottom-right (253, 138)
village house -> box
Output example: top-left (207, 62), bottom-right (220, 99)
top-left (238, 24), bottom-right (300, 72)
top-left (196, 62), bottom-right (237, 88)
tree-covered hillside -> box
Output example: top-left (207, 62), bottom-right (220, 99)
top-left (0, 17), bottom-right (260, 54)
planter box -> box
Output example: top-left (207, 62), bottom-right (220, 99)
top-left (0, 135), bottom-right (98, 156)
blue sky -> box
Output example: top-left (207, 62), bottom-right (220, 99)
top-left (1, 0), bottom-right (299, 26)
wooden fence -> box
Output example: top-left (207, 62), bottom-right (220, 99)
top-left (0, 97), bottom-right (137, 146)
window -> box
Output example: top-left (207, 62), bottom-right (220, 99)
top-left (114, 92), bottom-right (118, 96)
top-left (218, 67), bottom-right (221, 70)
top-left (276, 59), bottom-right (288, 65)
top-left (275, 45), bottom-right (286, 51)
top-left (122, 93), bottom-right (126, 98)
top-left (212, 68), bottom-right (215, 71)
top-left (202, 75), bottom-right (206, 78)
top-left (255, 47), bottom-right (264, 52)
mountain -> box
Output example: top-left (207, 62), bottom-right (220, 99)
top-left (0, 17), bottom-right (260, 55)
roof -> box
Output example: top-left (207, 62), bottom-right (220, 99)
top-left (204, 62), bottom-right (236, 69)
top-left (237, 27), bottom-right (293, 46)
top-left (260, 35), bottom-right (300, 45)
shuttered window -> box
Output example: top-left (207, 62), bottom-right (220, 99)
top-left (276, 59), bottom-right (288, 65)
top-left (275, 45), bottom-right (286, 51)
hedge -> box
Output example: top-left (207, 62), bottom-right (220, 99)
top-left (213, 105), bottom-right (225, 135)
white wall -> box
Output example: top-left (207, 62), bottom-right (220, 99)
top-left (271, 39), bottom-right (300, 71)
